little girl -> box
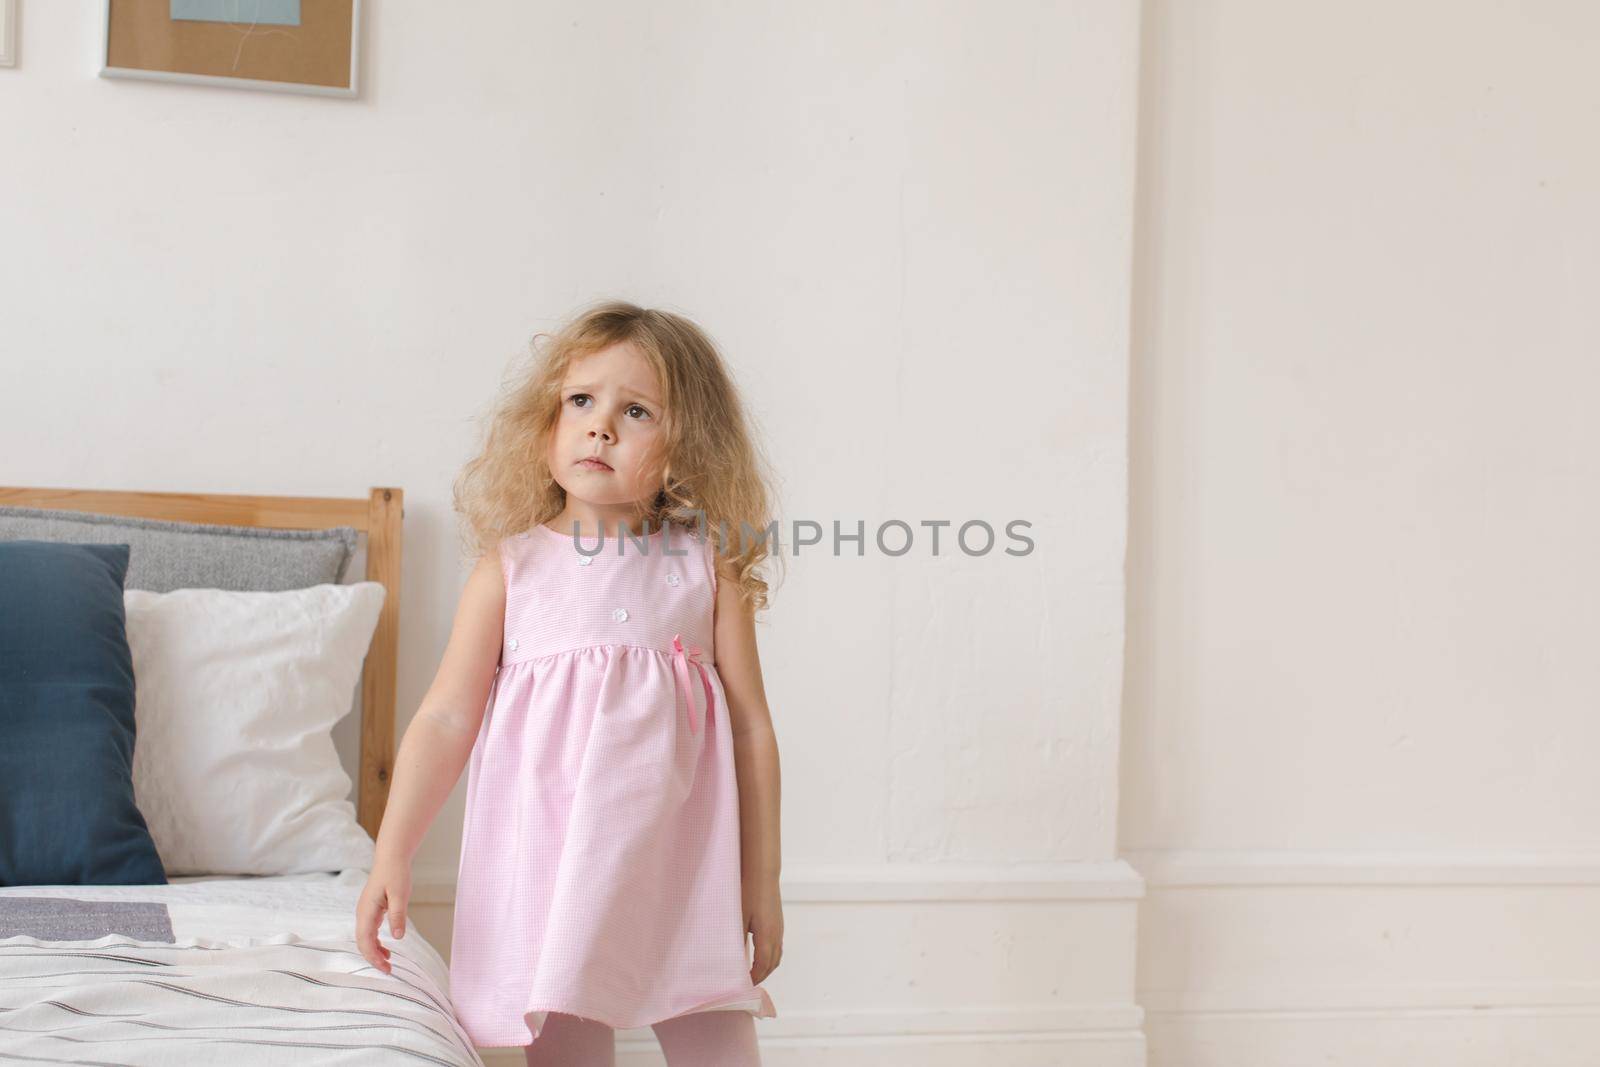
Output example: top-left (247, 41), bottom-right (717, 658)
top-left (355, 300), bottom-right (784, 1067)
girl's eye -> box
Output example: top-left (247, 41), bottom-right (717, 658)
top-left (566, 394), bottom-right (651, 419)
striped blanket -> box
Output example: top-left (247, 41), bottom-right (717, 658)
top-left (0, 870), bottom-right (484, 1066)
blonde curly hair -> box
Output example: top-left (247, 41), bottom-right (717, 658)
top-left (452, 299), bottom-right (783, 614)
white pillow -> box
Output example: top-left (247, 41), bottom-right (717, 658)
top-left (124, 582), bottom-right (386, 877)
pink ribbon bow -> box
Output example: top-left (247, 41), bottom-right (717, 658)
top-left (671, 632), bottom-right (715, 735)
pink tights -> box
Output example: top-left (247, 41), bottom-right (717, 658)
top-left (522, 1010), bottom-right (761, 1067)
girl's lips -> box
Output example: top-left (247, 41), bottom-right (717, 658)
top-left (577, 458), bottom-right (613, 471)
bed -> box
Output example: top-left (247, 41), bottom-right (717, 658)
top-left (0, 485), bottom-right (485, 1066)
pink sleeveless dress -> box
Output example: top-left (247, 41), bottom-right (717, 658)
top-left (449, 521), bottom-right (777, 1048)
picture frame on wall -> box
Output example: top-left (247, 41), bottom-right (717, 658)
top-left (1, 0), bottom-right (17, 68)
top-left (100, 0), bottom-right (361, 98)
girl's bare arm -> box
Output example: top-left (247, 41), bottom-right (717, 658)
top-left (713, 557), bottom-right (784, 983)
top-left (371, 549), bottom-right (506, 865)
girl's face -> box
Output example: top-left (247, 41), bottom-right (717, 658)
top-left (547, 341), bottom-right (668, 516)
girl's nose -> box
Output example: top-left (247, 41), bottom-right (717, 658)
top-left (590, 428), bottom-right (613, 442)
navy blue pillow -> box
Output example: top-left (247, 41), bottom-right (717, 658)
top-left (0, 541), bottom-right (167, 886)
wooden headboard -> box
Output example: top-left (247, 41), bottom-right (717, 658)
top-left (0, 485), bottom-right (403, 841)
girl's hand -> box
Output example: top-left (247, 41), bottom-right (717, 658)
top-left (742, 873), bottom-right (784, 985)
top-left (355, 854), bottom-right (412, 976)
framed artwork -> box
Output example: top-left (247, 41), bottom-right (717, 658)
top-left (101, 0), bottom-right (360, 98)
top-left (1, 0), bottom-right (16, 68)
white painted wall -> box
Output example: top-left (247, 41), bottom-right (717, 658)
top-left (1123, 1), bottom-right (1600, 1063)
top-left (1, 3), bottom-right (1142, 1063)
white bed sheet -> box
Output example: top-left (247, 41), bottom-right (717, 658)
top-left (0, 869), bottom-right (484, 1066)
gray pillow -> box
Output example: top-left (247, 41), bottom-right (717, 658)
top-left (0, 507), bottom-right (356, 593)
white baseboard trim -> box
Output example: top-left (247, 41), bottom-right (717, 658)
top-left (481, 1027), bottom-right (1147, 1067)
top-left (1140, 983), bottom-right (1600, 1015)
top-left (1122, 849), bottom-right (1600, 887)
top-left (413, 858), bottom-right (1148, 1060)
top-left (1141, 1009), bottom-right (1600, 1067)
top-left (411, 859), bottom-right (1147, 905)
top-left (471, 1006), bottom-right (1147, 1066)
top-left (1129, 847), bottom-right (1600, 1066)
top-left (676, 1003), bottom-right (1144, 1039)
